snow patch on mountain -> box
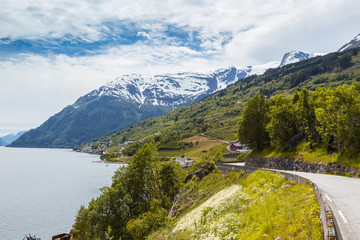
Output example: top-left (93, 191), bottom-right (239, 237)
top-left (252, 61), bottom-right (281, 74)
top-left (338, 33), bottom-right (360, 52)
top-left (77, 66), bottom-right (260, 108)
top-left (280, 50), bottom-right (324, 66)
top-left (75, 49), bottom-right (320, 109)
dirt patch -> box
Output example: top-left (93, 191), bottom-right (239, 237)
top-left (182, 134), bottom-right (225, 143)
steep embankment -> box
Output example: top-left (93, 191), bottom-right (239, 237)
top-left (150, 170), bottom-right (321, 239)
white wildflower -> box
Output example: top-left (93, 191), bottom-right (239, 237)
top-left (173, 184), bottom-right (247, 234)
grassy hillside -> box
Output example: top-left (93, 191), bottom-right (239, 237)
top-left (85, 48), bottom-right (360, 153)
top-left (150, 170), bottom-right (321, 240)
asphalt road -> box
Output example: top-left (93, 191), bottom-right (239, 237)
top-left (224, 162), bottom-right (360, 240)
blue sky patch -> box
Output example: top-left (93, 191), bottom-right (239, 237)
top-left (0, 21), bottom-right (214, 59)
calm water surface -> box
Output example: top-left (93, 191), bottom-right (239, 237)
top-left (0, 147), bottom-right (121, 240)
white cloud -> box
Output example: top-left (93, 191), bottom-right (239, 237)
top-left (1, 0), bottom-right (360, 133)
top-left (0, 42), bottom-right (217, 133)
top-left (137, 31), bottom-right (151, 39)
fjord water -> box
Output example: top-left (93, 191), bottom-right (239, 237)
top-left (0, 147), bottom-right (120, 240)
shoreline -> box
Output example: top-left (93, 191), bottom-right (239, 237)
top-left (92, 160), bottom-right (126, 164)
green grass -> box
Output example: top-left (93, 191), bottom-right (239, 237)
top-left (107, 145), bottom-right (124, 152)
top-left (150, 170), bottom-right (321, 240)
top-left (248, 147), bottom-right (297, 158)
top-left (158, 142), bottom-right (224, 158)
top-left (299, 151), bottom-right (360, 169)
top-left (249, 141), bottom-right (360, 169)
top-left (238, 171), bottom-right (321, 240)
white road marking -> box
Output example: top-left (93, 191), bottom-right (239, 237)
top-left (338, 210), bottom-right (349, 224)
top-left (324, 194), bottom-right (333, 203)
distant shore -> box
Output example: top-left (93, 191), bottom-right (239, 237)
top-left (92, 160), bottom-right (126, 164)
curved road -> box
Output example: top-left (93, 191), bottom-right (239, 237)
top-left (224, 162), bottom-right (360, 240)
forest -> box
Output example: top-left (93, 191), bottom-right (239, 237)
top-left (239, 84), bottom-right (360, 161)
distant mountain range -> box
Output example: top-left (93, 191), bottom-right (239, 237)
top-left (0, 138), bottom-right (7, 146)
top-left (9, 46), bottom-right (338, 148)
top-left (0, 131), bottom-right (25, 146)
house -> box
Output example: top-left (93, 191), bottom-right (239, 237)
top-left (174, 157), bottom-right (195, 168)
top-left (124, 141), bottom-right (134, 146)
top-left (82, 146), bottom-right (93, 153)
top-left (229, 141), bottom-right (244, 152)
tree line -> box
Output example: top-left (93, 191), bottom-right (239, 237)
top-left (238, 84), bottom-right (360, 156)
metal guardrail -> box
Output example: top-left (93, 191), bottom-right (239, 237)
top-left (215, 162), bottom-right (341, 240)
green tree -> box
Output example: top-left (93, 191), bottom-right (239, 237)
top-left (294, 89), bottom-right (319, 146)
top-left (312, 85), bottom-right (359, 153)
top-left (73, 142), bottom-right (185, 239)
top-left (238, 94), bottom-right (270, 150)
top-left (158, 161), bottom-right (184, 208)
top-left (126, 200), bottom-right (167, 240)
top-left (266, 95), bottom-right (299, 150)
top-left (338, 53), bottom-right (352, 69)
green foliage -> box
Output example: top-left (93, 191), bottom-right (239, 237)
top-left (160, 170), bottom-right (321, 240)
top-left (189, 145), bottom-right (226, 172)
top-left (238, 94), bottom-right (270, 150)
top-left (201, 144), bottom-right (227, 162)
top-left (239, 83), bottom-right (360, 167)
top-left (73, 142), bottom-right (185, 239)
top-left (238, 171), bottom-right (321, 240)
top-left (100, 152), bottom-right (122, 160)
top-left (105, 226), bottom-right (114, 240)
top-left (126, 200), bottom-right (168, 240)
top-left (266, 95), bottom-right (299, 150)
top-left (122, 141), bottom-right (144, 156)
top-left (235, 152), bottom-right (249, 162)
top-left (158, 161), bottom-right (186, 208)
top-left (312, 84), bottom-right (360, 154)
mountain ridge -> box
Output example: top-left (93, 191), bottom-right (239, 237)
top-left (9, 50), bottom-right (318, 148)
top-left (84, 47), bottom-right (360, 152)
top-left (338, 34), bottom-right (360, 52)
top-left (280, 50), bottom-right (324, 66)
top-left (0, 138), bottom-right (7, 146)
top-left (10, 66), bottom-right (264, 148)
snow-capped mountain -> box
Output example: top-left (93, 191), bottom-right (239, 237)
top-left (76, 50), bottom-right (317, 109)
top-left (280, 50), bottom-right (323, 66)
top-left (338, 34), bottom-right (360, 52)
top-left (10, 51), bottom-right (314, 148)
top-left (76, 66), bottom-right (262, 108)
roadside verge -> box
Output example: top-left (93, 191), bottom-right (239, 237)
top-left (215, 162), bottom-right (340, 240)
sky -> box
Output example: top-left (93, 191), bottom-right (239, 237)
top-left (0, 0), bottom-right (359, 136)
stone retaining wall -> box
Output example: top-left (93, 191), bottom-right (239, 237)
top-left (245, 157), bottom-right (359, 177)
